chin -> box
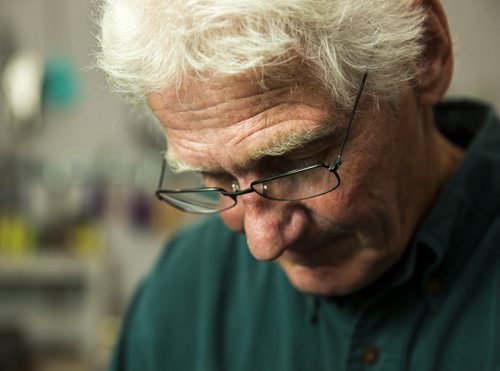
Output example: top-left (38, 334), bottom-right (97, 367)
top-left (279, 261), bottom-right (372, 297)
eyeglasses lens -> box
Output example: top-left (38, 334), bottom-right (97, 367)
top-left (158, 190), bottom-right (236, 213)
top-left (252, 166), bottom-right (340, 201)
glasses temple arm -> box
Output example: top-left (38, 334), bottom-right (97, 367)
top-left (157, 159), bottom-right (167, 190)
top-left (336, 72), bottom-right (368, 165)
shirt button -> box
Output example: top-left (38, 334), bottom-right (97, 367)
top-left (361, 347), bottom-right (379, 365)
top-left (425, 279), bottom-right (442, 295)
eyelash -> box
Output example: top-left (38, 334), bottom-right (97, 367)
top-left (291, 154), bottom-right (326, 167)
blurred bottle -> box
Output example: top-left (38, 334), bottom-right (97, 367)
top-left (0, 214), bottom-right (34, 258)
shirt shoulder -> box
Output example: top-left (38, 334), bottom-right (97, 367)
top-left (109, 216), bottom-right (295, 370)
top-left (145, 215), bottom-right (257, 306)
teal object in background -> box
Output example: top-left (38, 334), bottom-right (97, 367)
top-left (42, 54), bottom-right (79, 110)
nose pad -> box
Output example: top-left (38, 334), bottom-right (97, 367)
top-left (231, 181), bottom-right (240, 192)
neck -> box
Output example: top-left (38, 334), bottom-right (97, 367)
top-left (422, 106), bottom-right (464, 215)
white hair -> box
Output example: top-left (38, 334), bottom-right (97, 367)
top-left (97, 0), bottom-right (426, 109)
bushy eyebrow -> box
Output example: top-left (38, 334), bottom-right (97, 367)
top-left (246, 125), bottom-right (330, 161)
top-left (164, 121), bottom-right (341, 174)
top-left (165, 130), bottom-right (332, 174)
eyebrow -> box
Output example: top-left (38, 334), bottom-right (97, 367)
top-left (165, 150), bottom-right (203, 173)
top-left (165, 122), bottom-right (338, 174)
top-left (246, 125), bottom-right (330, 161)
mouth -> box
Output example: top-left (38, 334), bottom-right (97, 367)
top-left (280, 233), bottom-right (356, 267)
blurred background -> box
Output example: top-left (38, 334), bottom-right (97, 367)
top-left (0, 0), bottom-right (498, 370)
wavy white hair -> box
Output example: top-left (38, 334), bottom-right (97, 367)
top-left (97, 0), bottom-right (426, 108)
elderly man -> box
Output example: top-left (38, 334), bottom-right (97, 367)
top-left (98, 0), bottom-right (500, 370)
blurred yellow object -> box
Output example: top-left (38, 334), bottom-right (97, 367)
top-left (66, 224), bottom-right (103, 259)
top-left (0, 214), bottom-right (33, 257)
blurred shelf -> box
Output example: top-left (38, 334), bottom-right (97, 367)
top-left (0, 252), bottom-right (99, 288)
top-left (0, 251), bottom-right (105, 356)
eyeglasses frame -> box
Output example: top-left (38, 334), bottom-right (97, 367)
top-left (156, 72), bottom-right (368, 213)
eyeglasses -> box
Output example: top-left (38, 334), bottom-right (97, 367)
top-left (156, 72), bottom-right (368, 214)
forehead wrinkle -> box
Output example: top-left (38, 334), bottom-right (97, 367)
top-left (152, 85), bottom-right (292, 131)
top-left (173, 85), bottom-right (291, 114)
top-left (152, 70), bottom-right (296, 113)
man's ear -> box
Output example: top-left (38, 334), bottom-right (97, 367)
top-left (415, 0), bottom-right (453, 106)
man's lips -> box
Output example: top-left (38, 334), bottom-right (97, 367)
top-left (279, 233), bottom-right (355, 266)
top-left (285, 230), bottom-right (351, 253)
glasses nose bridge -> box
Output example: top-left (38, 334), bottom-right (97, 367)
top-left (224, 170), bottom-right (265, 198)
top-left (224, 180), bottom-right (275, 208)
top-left (223, 184), bottom-right (262, 209)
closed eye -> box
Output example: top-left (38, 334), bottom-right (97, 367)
top-left (262, 135), bottom-right (340, 173)
top-left (202, 172), bottom-right (238, 190)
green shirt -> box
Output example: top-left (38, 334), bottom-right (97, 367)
top-left (110, 100), bottom-right (500, 371)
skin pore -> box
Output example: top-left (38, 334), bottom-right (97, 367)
top-left (148, 1), bottom-right (463, 296)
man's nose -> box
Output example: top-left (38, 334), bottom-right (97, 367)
top-left (220, 191), bottom-right (310, 261)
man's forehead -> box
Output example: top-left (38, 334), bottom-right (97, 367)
top-left (151, 69), bottom-right (341, 174)
top-left (149, 73), bottom-right (293, 114)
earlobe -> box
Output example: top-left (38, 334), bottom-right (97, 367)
top-left (415, 0), bottom-right (454, 106)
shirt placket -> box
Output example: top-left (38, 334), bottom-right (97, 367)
top-left (344, 288), bottom-right (425, 371)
